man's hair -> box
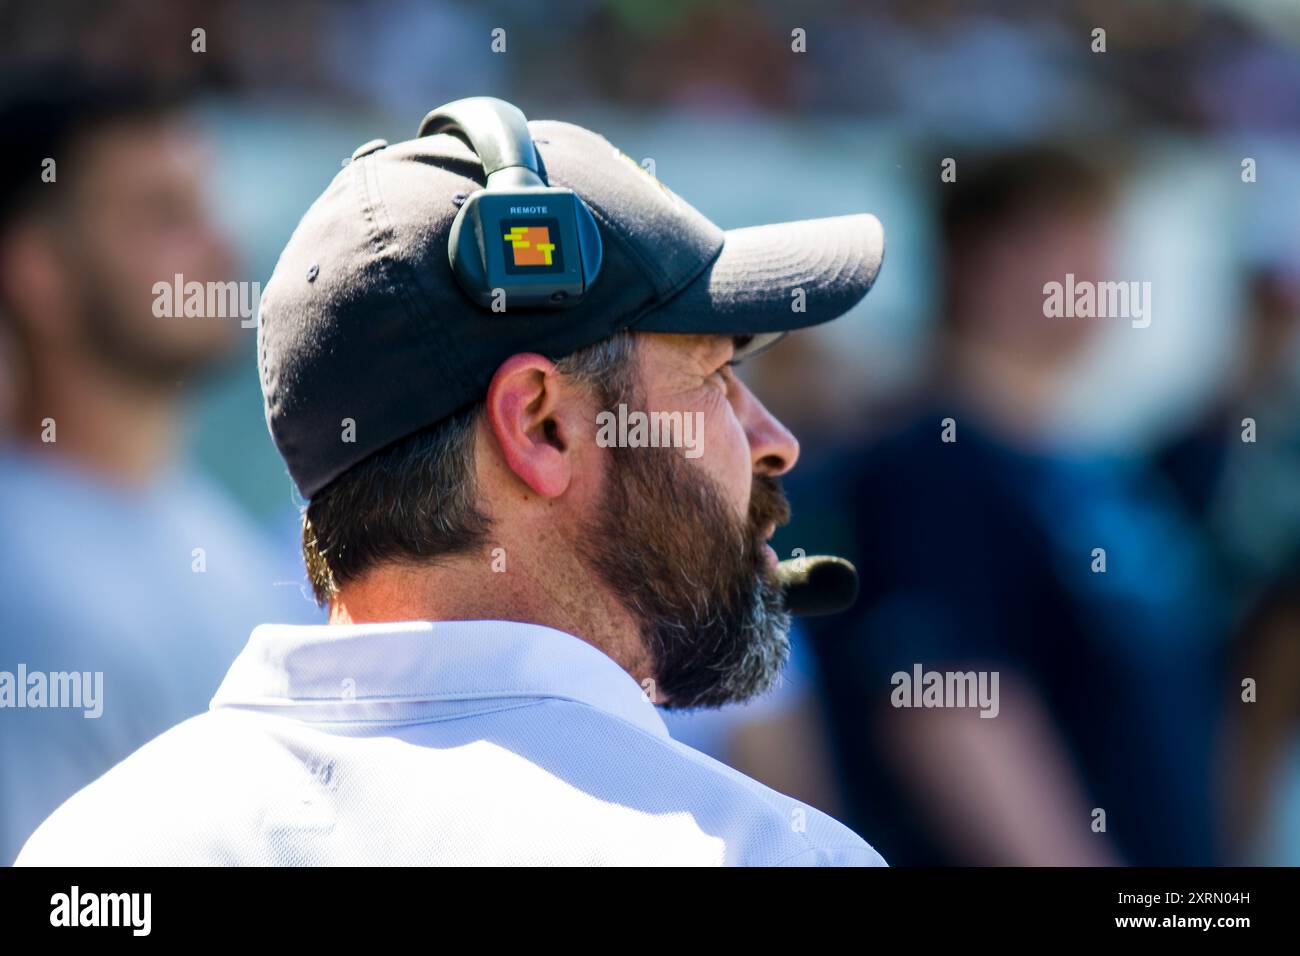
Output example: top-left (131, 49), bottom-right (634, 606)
top-left (938, 142), bottom-right (1117, 253)
top-left (935, 141), bottom-right (1120, 327)
top-left (302, 331), bottom-right (640, 605)
top-left (0, 64), bottom-right (178, 229)
top-left (0, 64), bottom-right (179, 322)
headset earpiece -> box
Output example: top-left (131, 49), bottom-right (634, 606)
top-left (417, 97), bottom-right (602, 310)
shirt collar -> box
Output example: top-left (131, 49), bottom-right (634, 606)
top-left (210, 619), bottom-right (670, 740)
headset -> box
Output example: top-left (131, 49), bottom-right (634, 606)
top-left (417, 97), bottom-right (603, 310)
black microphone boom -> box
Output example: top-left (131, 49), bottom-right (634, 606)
top-left (776, 555), bottom-right (859, 617)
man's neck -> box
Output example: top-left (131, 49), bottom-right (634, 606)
top-left (942, 336), bottom-right (1066, 444)
top-left (329, 559), bottom-right (659, 694)
top-left (17, 362), bottom-right (180, 487)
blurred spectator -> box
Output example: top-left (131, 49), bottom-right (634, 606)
top-left (1227, 572), bottom-right (1300, 865)
top-left (800, 145), bottom-right (1227, 864)
top-left (0, 66), bottom-right (318, 864)
top-left (1158, 263), bottom-right (1300, 864)
top-left (1159, 264), bottom-right (1300, 592)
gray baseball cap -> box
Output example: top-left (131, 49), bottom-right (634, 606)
top-left (258, 116), bottom-right (884, 499)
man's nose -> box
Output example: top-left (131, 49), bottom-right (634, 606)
top-left (735, 379), bottom-right (799, 477)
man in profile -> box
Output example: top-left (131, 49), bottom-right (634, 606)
top-left (18, 105), bottom-right (887, 865)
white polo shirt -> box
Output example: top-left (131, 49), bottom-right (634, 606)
top-left (17, 620), bottom-right (885, 866)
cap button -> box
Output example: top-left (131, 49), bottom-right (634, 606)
top-left (350, 138), bottom-right (389, 161)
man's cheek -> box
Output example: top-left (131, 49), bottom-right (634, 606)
top-left (697, 413), bottom-right (751, 516)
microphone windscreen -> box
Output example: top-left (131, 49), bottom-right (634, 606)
top-left (776, 555), bottom-right (859, 617)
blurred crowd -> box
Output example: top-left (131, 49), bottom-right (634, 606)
top-left (3, 0), bottom-right (1300, 865)
top-left (781, 147), bottom-right (1300, 865)
top-left (5, 0), bottom-right (1300, 129)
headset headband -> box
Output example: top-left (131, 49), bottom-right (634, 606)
top-left (417, 98), bottom-right (546, 190)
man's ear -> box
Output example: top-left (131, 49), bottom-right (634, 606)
top-left (0, 221), bottom-right (74, 343)
top-left (484, 353), bottom-right (578, 499)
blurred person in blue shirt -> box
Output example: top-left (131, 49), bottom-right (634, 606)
top-left (1158, 264), bottom-right (1300, 592)
top-left (1157, 264), bottom-right (1300, 863)
top-left (0, 67), bottom-right (319, 864)
top-left (1228, 573), bottom-right (1300, 865)
top-left (799, 144), bottom-right (1227, 865)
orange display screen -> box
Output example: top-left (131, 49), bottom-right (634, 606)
top-left (501, 218), bottom-right (564, 274)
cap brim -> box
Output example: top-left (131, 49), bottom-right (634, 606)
top-left (632, 213), bottom-right (884, 355)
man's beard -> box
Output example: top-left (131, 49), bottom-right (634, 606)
top-left (582, 440), bottom-right (793, 710)
top-left (71, 254), bottom-right (237, 388)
